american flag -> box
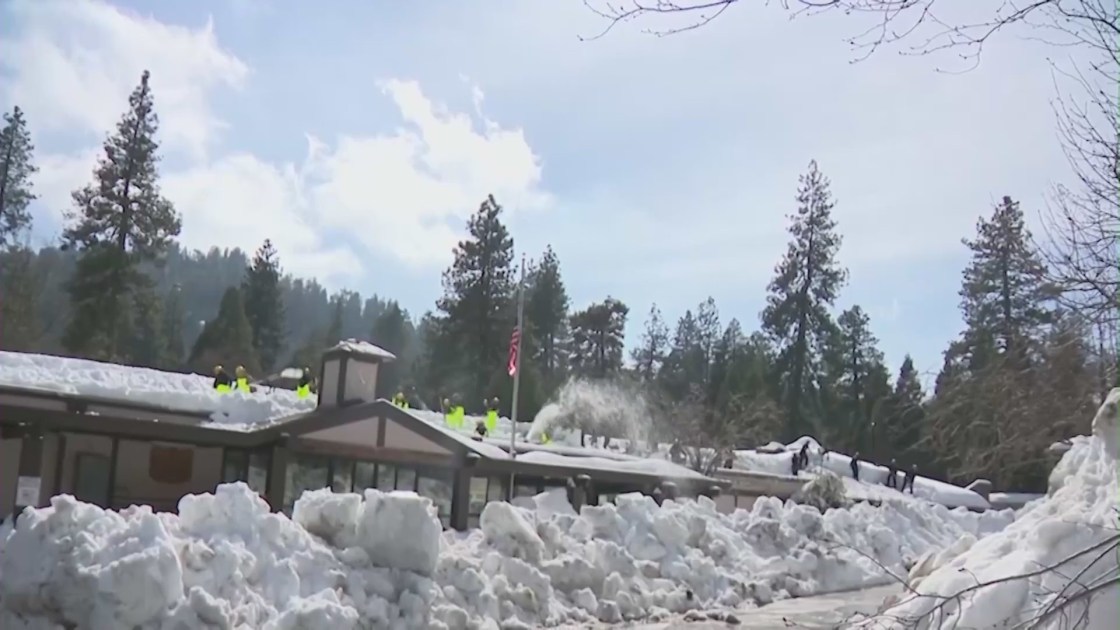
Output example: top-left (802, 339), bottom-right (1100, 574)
top-left (507, 326), bottom-right (521, 377)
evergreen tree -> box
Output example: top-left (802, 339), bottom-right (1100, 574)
top-left (0, 105), bottom-right (36, 246)
top-left (61, 71), bottom-right (182, 361)
top-left (525, 245), bottom-right (570, 385)
top-left (569, 297), bottom-right (629, 378)
top-left (960, 196), bottom-right (1053, 360)
top-left (125, 287), bottom-right (167, 369)
top-left (761, 160), bottom-right (847, 440)
top-left (695, 297), bottom-right (721, 386)
top-left (819, 305), bottom-right (890, 453)
top-left (882, 355), bottom-right (927, 463)
top-left (325, 296), bottom-right (344, 346)
top-left (631, 304), bottom-right (669, 380)
top-left (371, 301), bottom-right (412, 398)
top-left (188, 287), bottom-right (260, 376)
top-left (0, 246), bottom-right (40, 350)
top-left (659, 309), bottom-right (705, 400)
top-left (434, 195), bottom-right (516, 403)
top-left (163, 285), bottom-right (186, 369)
top-left (242, 239), bottom-right (286, 371)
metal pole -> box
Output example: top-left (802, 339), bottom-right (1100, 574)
top-left (507, 254), bottom-right (527, 500)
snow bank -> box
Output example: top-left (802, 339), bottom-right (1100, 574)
top-left (0, 484), bottom-right (443, 629)
top-left (0, 481), bottom-right (1014, 629)
top-left (436, 491), bottom-right (1011, 626)
top-left (867, 389), bottom-right (1120, 629)
top-left (0, 351), bottom-right (314, 429)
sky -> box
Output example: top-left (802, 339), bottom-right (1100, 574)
top-left (0, 0), bottom-right (1078, 385)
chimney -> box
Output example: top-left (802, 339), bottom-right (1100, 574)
top-left (317, 339), bottom-right (397, 408)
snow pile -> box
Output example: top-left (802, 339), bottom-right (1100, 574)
top-left (433, 489), bottom-right (1011, 627)
top-left (0, 351), bottom-right (314, 429)
top-left (0, 484), bottom-right (445, 629)
top-left (0, 481), bottom-right (1014, 629)
top-left (867, 389), bottom-right (1120, 629)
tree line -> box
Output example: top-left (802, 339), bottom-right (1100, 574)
top-left (1, 70), bottom-right (1113, 491)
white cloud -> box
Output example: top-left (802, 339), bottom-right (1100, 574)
top-left (2, 0), bottom-right (551, 285)
top-left (0, 0), bottom-right (248, 160)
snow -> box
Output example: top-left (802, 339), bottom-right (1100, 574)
top-left (865, 389), bottom-right (1120, 629)
top-left (0, 351), bottom-right (315, 429)
top-left (327, 339), bottom-right (396, 361)
top-left (515, 451), bottom-right (713, 482)
top-left (0, 479), bottom-right (1014, 628)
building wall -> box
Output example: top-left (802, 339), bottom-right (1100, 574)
top-left (0, 437), bottom-right (21, 521)
top-left (58, 433), bottom-right (221, 512)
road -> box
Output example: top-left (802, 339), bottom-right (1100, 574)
top-left (596, 583), bottom-right (899, 629)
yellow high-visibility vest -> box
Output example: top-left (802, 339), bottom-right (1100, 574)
top-left (296, 384), bottom-right (311, 398)
top-left (446, 405), bottom-right (465, 429)
top-left (236, 377), bottom-right (250, 393)
top-left (215, 383), bottom-right (232, 394)
top-left (485, 409), bottom-right (498, 432)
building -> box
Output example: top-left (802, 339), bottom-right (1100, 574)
top-left (0, 342), bottom-right (730, 529)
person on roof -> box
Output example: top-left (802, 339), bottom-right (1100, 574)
top-left (296, 367), bottom-right (314, 399)
top-left (235, 365), bottom-right (252, 393)
top-left (474, 420), bottom-right (488, 439)
top-left (850, 452), bottom-right (861, 481)
top-left (392, 390), bottom-right (409, 409)
top-left (444, 396), bottom-right (465, 429)
top-left (212, 365), bottom-right (232, 393)
top-left (886, 458), bottom-right (899, 489)
top-left (485, 397), bottom-right (500, 433)
top-left (539, 431), bottom-right (552, 445)
top-left (903, 464), bottom-right (917, 494)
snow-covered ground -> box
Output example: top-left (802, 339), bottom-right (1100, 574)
top-left (0, 351), bottom-right (315, 429)
top-left (861, 388), bottom-right (1120, 629)
top-left (0, 478), bottom-right (1012, 629)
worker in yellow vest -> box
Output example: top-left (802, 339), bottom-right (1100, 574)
top-left (296, 367), bottom-right (314, 399)
top-left (443, 396), bottom-right (465, 429)
top-left (392, 390), bottom-right (409, 408)
top-left (539, 431), bottom-right (552, 445)
top-left (235, 365), bottom-right (251, 393)
top-left (485, 397), bottom-right (499, 433)
top-left (212, 365), bottom-right (232, 393)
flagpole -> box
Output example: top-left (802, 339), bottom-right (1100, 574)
top-left (508, 254), bottom-right (526, 500)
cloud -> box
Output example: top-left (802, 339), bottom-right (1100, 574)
top-left (2, 0), bottom-right (551, 285)
top-left (0, 0), bottom-right (248, 160)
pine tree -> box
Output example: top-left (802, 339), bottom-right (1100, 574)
top-left (525, 245), bottom-right (570, 385)
top-left (882, 355), bottom-right (927, 462)
top-left (960, 196), bottom-right (1053, 360)
top-left (242, 239), bottom-right (286, 371)
top-left (125, 287), bottom-right (168, 370)
top-left (62, 71), bottom-right (182, 361)
top-left (435, 195), bottom-right (516, 403)
top-left (163, 285), bottom-right (186, 369)
top-left (820, 305), bottom-right (890, 452)
top-left (0, 105), bottom-right (37, 246)
top-left (695, 297), bottom-right (721, 386)
top-left (631, 304), bottom-right (669, 380)
top-left (659, 310), bottom-right (705, 400)
top-left (371, 301), bottom-right (412, 398)
top-left (761, 160), bottom-right (847, 440)
top-left (0, 246), bottom-right (40, 350)
top-left (188, 287), bottom-right (260, 376)
top-left (569, 297), bottom-right (629, 378)
top-left (325, 296), bottom-right (344, 346)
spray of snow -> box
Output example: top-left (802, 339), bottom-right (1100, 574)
top-left (0, 480), bottom-right (1013, 628)
top-left (527, 379), bottom-right (653, 447)
top-left (864, 388), bottom-right (1120, 629)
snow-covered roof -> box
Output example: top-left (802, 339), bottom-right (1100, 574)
top-left (0, 351), bottom-right (315, 430)
top-left (514, 450), bottom-right (714, 482)
top-left (326, 339), bottom-right (396, 361)
top-left (732, 437), bottom-right (991, 510)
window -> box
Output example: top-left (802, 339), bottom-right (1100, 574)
top-left (354, 462), bottom-right (377, 492)
top-left (469, 477), bottom-right (488, 516)
top-left (149, 445), bottom-right (194, 484)
top-left (417, 472), bottom-right (452, 527)
top-left (377, 464), bottom-right (396, 491)
top-left (223, 449), bottom-right (270, 496)
top-left (73, 453), bottom-right (111, 507)
top-left (514, 483), bottom-right (538, 499)
top-left (284, 454), bottom-right (329, 511)
top-left (468, 476), bottom-right (509, 528)
top-left (332, 460), bottom-right (354, 493)
top-left (395, 467), bottom-right (417, 492)
top-left (487, 476), bottom-right (507, 503)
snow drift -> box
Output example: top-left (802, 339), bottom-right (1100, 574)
top-left (867, 388), bottom-right (1120, 629)
top-left (0, 479), bottom-right (1013, 629)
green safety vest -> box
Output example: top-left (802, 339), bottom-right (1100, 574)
top-left (485, 409), bottom-right (498, 432)
top-left (236, 377), bottom-right (250, 393)
top-left (215, 383), bottom-right (232, 394)
top-left (296, 384), bottom-right (311, 398)
top-left (393, 395), bottom-right (409, 409)
top-left (446, 405), bottom-right (465, 429)
top-left (540, 432), bottom-right (551, 445)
